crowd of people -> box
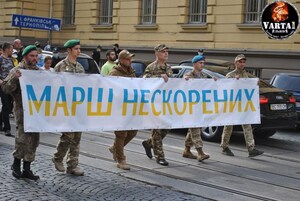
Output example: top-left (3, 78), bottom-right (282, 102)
top-left (0, 39), bottom-right (264, 181)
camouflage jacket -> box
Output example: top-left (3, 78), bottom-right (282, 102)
top-left (143, 60), bottom-right (172, 78)
top-left (109, 65), bottom-right (136, 78)
top-left (54, 57), bottom-right (84, 73)
top-left (226, 68), bottom-right (249, 78)
top-left (0, 55), bottom-right (14, 80)
top-left (184, 70), bottom-right (207, 79)
top-left (1, 61), bottom-right (40, 125)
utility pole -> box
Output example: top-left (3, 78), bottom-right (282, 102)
top-left (48, 0), bottom-right (53, 46)
top-left (18, 1), bottom-right (24, 39)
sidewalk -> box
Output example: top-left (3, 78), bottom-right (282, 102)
top-left (0, 140), bottom-right (206, 201)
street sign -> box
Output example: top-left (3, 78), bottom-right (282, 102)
top-left (11, 14), bottom-right (61, 31)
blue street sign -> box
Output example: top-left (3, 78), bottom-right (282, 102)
top-left (11, 14), bottom-right (61, 31)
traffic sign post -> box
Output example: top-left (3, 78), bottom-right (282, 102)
top-left (11, 14), bottom-right (61, 31)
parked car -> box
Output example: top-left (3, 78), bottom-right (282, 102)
top-left (179, 58), bottom-right (235, 74)
top-left (172, 65), bottom-right (298, 141)
top-left (131, 60), bottom-right (152, 77)
top-left (270, 73), bottom-right (300, 125)
top-left (42, 51), bottom-right (100, 74)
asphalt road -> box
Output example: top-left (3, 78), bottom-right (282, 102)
top-left (1, 121), bottom-right (300, 201)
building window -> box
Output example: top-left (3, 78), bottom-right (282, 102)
top-left (99, 0), bottom-right (113, 25)
top-left (141, 0), bottom-right (157, 24)
top-left (189, 0), bottom-right (207, 24)
top-left (244, 0), bottom-right (267, 24)
top-left (63, 0), bottom-right (76, 25)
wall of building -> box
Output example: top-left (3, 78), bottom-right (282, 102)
top-left (0, 0), bottom-right (300, 79)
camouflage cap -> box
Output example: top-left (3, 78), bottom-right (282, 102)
top-left (22, 45), bottom-right (38, 56)
top-left (154, 44), bottom-right (168, 52)
top-left (234, 54), bottom-right (247, 62)
top-left (118, 49), bottom-right (135, 60)
top-left (64, 39), bottom-right (80, 48)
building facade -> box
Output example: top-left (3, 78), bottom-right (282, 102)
top-left (0, 0), bottom-right (300, 79)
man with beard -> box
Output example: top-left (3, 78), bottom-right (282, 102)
top-left (52, 39), bottom-right (85, 176)
top-left (101, 50), bottom-right (117, 75)
top-left (108, 50), bottom-right (137, 170)
top-left (2, 45), bottom-right (40, 180)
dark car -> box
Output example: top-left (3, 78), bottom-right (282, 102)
top-left (131, 60), bottom-right (152, 77)
top-left (42, 51), bottom-right (100, 74)
top-left (270, 73), bottom-right (300, 125)
top-left (172, 65), bottom-right (298, 141)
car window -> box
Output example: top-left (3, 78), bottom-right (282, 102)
top-left (131, 62), bottom-right (145, 77)
top-left (171, 68), bottom-right (181, 77)
top-left (272, 75), bottom-right (300, 91)
top-left (77, 58), bottom-right (89, 71)
top-left (87, 59), bottom-right (100, 74)
top-left (179, 61), bottom-right (192, 66)
top-left (202, 69), bottom-right (224, 78)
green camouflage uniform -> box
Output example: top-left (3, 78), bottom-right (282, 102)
top-left (53, 58), bottom-right (85, 169)
top-left (184, 70), bottom-right (207, 149)
top-left (109, 65), bottom-right (138, 162)
top-left (1, 61), bottom-right (40, 162)
top-left (143, 61), bottom-right (173, 160)
top-left (220, 69), bottom-right (255, 151)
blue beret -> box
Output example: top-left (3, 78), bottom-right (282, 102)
top-left (64, 39), bottom-right (80, 48)
top-left (192, 55), bottom-right (205, 63)
top-left (22, 45), bottom-right (38, 56)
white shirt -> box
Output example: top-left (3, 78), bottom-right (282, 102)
top-left (41, 66), bottom-right (55, 72)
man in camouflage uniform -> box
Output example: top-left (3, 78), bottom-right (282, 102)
top-left (52, 40), bottom-right (85, 176)
top-left (108, 49), bottom-right (138, 170)
top-left (2, 45), bottom-right (40, 180)
top-left (142, 44), bottom-right (172, 166)
top-left (220, 54), bottom-right (264, 157)
top-left (0, 42), bottom-right (14, 136)
top-left (182, 55), bottom-right (210, 162)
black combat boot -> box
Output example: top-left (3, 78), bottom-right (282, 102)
top-left (11, 158), bottom-right (22, 179)
top-left (22, 161), bottom-right (40, 181)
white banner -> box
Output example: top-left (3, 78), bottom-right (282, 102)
top-left (19, 70), bottom-right (260, 132)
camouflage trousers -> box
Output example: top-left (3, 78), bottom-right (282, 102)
top-left (146, 129), bottom-right (169, 160)
top-left (114, 130), bottom-right (137, 162)
top-left (53, 132), bottom-right (81, 169)
top-left (220, 124), bottom-right (255, 151)
top-left (13, 124), bottom-right (40, 162)
top-left (185, 128), bottom-right (203, 149)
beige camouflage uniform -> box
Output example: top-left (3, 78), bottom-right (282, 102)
top-left (53, 58), bottom-right (85, 169)
top-left (1, 61), bottom-right (40, 162)
top-left (143, 61), bottom-right (173, 160)
top-left (109, 65), bottom-right (138, 162)
top-left (220, 69), bottom-right (255, 151)
top-left (184, 70), bottom-right (207, 149)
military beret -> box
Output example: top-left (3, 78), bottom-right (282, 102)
top-left (154, 44), bottom-right (168, 52)
top-left (22, 45), bottom-right (38, 56)
top-left (192, 55), bottom-right (205, 63)
top-left (64, 39), bottom-right (80, 48)
top-left (234, 54), bottom-right (247, 62)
